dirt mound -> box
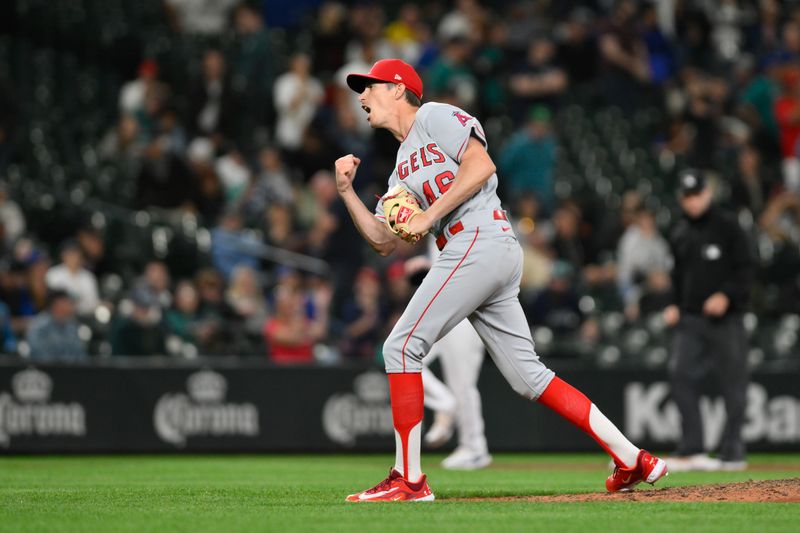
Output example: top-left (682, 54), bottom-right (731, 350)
top-left (454, 478), bottom-right (800, 503)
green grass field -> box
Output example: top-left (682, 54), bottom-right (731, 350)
top-left (1, 453), bottom-right (799, 532)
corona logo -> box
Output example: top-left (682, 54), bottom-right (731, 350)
top-left (12, 368), bottom-right (52, 403)
top-left (0, 368), bottom-right (86, 447)
top-left (322, 371), bottom-right (393, 446)
top-left (153, 370), bottom-right (259, 447)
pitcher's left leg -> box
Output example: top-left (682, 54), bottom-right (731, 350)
top-left (469, 293), bottom-right (666, 491)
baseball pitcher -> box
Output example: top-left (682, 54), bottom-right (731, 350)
top-left (334, 59), bottom-right (667, 502)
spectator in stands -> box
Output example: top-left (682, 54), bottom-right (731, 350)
top-left (0, 181), bottom-right (25, 246)
top-left (119, 59), bottom-right (160, 115)
top-left (156, 107), bottom-right (187, 157)
top-left (334, 40), bottom-right (379, 142)
top-left (240, 146), bottom-right (294, 224)
top-left (551, 203), bottom-right (586, 269)
top-left (508, 37), bottom-right (568, 124)
top-left (195, 268), bottom-right (235, 351)
top-left (25, 248), bottom-right (49, 322)
top-left (385, 3), bottom-right (425, 64)
top-left (110, 287), bottom-right (166, 356)
top-left (133, 82), bottom-right (168, 142)
top-left (0, 301), bottom-right (17, 354)
top-left (310, 2), bottom-right (349, 78)
top-left (226, 265), bottom-right (268, 336)
top-left (231, 3), bottom-right (273, 125)
top-left (189, 49), bottom-right (238, 139)
top-left (774, 66), bottom-right (800, 192)
top-left (498, 105), bottom-right (556, 213)
top-left (473, 19), bottom-right (508, 117)
top-left (749, 0), bottom-right (782, 56)
top-left (593, 190), bottom-right (643, 258)
top-left (211, 209), bottom-right (261, 281)
top-left (305, 170), bottom-right (365, 315)
top-left (136, 130), bottom-right (195, 211)
top-left (437, 0), bottom-right (482, 42)
top-left (759, 189), bottom-right (800, 245)
top-left (164, 0), bottom-right (238, 36)
top-left (731, 144), bottom-right (774, 218)
top-left (344, 4), bottom-right (393, 63)
top-left (264, 284), bottom-right (326, 364)
top-left (263, 204), bottom-right (302, 252)
top-left (641, 3), bottom-right (675, 85)
top-left (3, 239), bottom-right (49, 333)
top-left (638, 270), bottom-right (673, 317)
top-left (26, 290), bottom-right (87, 362)
top-left (427, 36), bottom-right (478, 110)
top-left (304, 171), bottom-right (340, 258)
top-left (98, 114), bottom-right (144, 164)
top-left (738, 54), bottom-right (782, 155)
top-left (340, 267), bottom-right (384, 360)
top-left (519, 227), bottom-right (554, 299)
top-left (165, 280), bottom-right (203, 344)
top-left (273, 53), bottom-right (324, 157)
top-left (598, 0), bottom-right (651, 111)
top-left (556, 8), bottom-right (597, 86)
top-left (616, 207), bottom-right (673, 321)
top-left (527, 260), bottom-right (597, 343)
top-left (76, 226), bottom-right (111, 278)
top-left (215, 147), bottom-right (251, 206)
top-left (1, 261), bottom-right (38, 335)
top-left (681, 68), bottom-right (727, 171)
top-left (778, 20), bottom-right (800, 63)
top-left (45, 240), bottom-right (99, 317)
top-left (186, 137), bottom-right (224, 223)
top-left (134, 261), bottom-right (172, 309)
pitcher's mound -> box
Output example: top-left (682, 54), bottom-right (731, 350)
top-left (455, 478), bottom-right (800, 503)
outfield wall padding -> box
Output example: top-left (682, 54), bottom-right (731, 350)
top-left (0, 360), bottom-right (798, 453)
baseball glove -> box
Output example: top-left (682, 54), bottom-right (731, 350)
top-left (382, 185), bottom-right (427, 244)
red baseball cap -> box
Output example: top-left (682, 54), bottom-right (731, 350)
top-left (346, 59), bottom-right (423, 100)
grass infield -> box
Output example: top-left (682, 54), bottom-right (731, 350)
top-left (1, 453), bottom-right (799, 532)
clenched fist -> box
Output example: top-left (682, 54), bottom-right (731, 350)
top-left (334, 154), bottom-right (361, 193)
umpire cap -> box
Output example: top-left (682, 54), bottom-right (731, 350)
top-left (677, 169), bottom-right (706, 196)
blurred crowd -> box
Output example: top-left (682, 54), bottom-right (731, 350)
top-left (1, 0), bottom-right (800, 365)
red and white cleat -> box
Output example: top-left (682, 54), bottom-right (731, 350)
top-left (345, 468), bottom-right (435, 502)
top-left (606, 450), bottom-right (668, 493)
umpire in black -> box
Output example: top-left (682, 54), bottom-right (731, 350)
top-left (663, 169), bottom-right (755, 470)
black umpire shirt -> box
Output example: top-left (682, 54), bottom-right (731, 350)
top-left (668, 206), bottom-right (755, 316)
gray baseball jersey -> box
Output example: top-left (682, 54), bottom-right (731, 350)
top-left (379, 102), bottom-right (555, 402)
top-left (374, 103), bottom-right (502, 237)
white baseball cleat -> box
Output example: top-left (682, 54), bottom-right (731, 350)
top-left (664, 454), bottom-right (722, 472)
top-left (441, 447), bottom-right (492, 470)
top-left (424, 412), bottom-right (455, 449)
top-left (718, 460), bottom-right (747, 471)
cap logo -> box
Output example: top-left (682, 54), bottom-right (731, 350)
top-left (394, 74), bottom-right (402, 80)
top-left (684, 175), bottom-right (697, 188)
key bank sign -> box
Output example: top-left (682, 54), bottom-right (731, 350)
top-left (0, 368), bottom-right (86, 447)
top-left (626, 382), bottom-right (800, 447)
top-left (154, 370), bottom-right (259, 446)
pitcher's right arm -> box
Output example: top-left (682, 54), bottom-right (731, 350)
top-left (335, 154), bottom-right (398, 257)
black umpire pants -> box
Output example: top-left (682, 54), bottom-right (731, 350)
top-left (668, 313), bottom-right (749, 461)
